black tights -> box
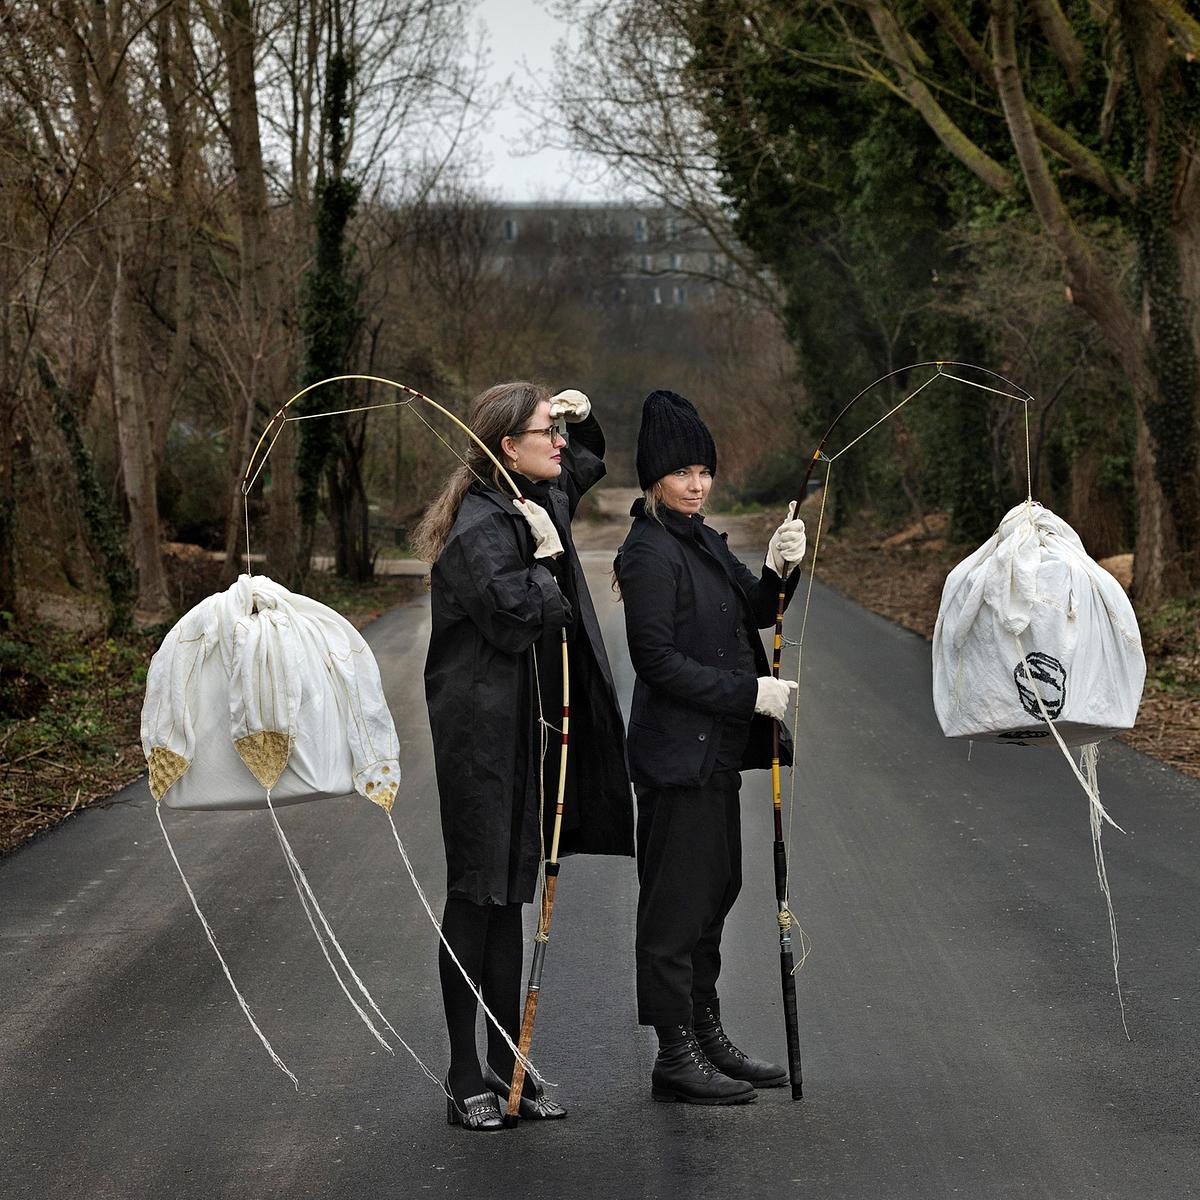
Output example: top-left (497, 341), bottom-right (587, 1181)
top-left (438, 897), bottom-right (524, 1102)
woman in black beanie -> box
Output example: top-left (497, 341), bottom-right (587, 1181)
top-left (413, 381), bottom-right (633, 1129)
top-left (613, 388), bottom-right (807, 1105)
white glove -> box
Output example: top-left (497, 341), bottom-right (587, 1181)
top-left (766, 501), bottom-right (807, 577)
top-left (548, 388), bottom-right (591, 423)
top-left (513, 498), bottom-right (564, 559)
top-left (754, 677), bottom-right (797, 721)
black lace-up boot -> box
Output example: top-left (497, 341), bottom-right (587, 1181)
top-left (693, 1001), bottom-right (789, 1088)
top-left (651, 1025), bottom-right (756, 1105)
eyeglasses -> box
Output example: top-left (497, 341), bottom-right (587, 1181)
top-left (511, 424), bottom-right (564, 443)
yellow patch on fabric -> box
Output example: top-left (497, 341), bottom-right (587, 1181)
top-left (147, 746), bottom-right (190, 800)
top-left (234, 731), bottom-right (291, 790)
top-left (368, 781), bottom-right (397, 813)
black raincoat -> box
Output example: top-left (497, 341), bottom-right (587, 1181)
top-left (425, 417), bottom-right (633, 905)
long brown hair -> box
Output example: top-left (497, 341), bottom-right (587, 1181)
top-left (410, 381), bottom-right (549, 562)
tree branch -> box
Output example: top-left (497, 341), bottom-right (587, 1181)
top-left (1147, 0), bottom-right (1200, 58)
top-left (864, 0), bottom-right (1013, 194)
top-left (990, 0), bottom-right (1150, 394)
top-left (918, 0), bottom-right (1136, 201)
top-left (1029, 0), bottom-right (1087, 91)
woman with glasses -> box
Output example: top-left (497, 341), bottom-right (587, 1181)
top-left (614, 389), bottom-right (807, 1106)
top-left (412, 381), bottom-right (632, 1131)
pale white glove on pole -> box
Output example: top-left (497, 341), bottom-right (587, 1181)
top-left (548, 388), bottom-right (591, 423)
top-left (754, 677), bottom-right (797, 721)
top-left (513, 498), bottom-right (564, 559)
top-left (766, 501), bottom-right (807, 577)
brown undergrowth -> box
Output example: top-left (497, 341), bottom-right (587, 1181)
top-left (0, 561), bottom-right (424, 856)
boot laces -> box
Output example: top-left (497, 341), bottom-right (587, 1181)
top-left (682, 1031), bottom-right (716, 1076)
top-left (699, 1017), bottom-right (746, 1062)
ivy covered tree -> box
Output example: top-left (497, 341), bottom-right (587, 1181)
top-left (297, 33), bottom-right (368, 581)
top-left (555, 0), bottom-right (1198, 602)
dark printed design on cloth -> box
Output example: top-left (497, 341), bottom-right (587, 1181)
top-left (1013, 651), bottom-right (1067, 720)
top-left (997, 728), bottom-right (1052, 745)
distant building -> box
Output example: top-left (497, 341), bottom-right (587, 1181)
top-left (488, 201), bottom-right (730, 307)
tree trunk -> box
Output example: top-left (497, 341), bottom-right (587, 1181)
top-left (110, 238), bottom-right (171, 618)
top-left (152, 1), bottom-right (196, 471)
top-left (1121, 1), bottom-right (1200, 601)
top-left (327, 428), bottom-right (373, 582)
top-left (36, 356), bottom-right (136, 632)
top-left (213, 0), bottom-right (298, 585)
top-left (94, 1), bottom-right (171, 620)
top-left (1068, 440), bottom-right (1129, 559)
top-left (991, 0), bottom-right (1199, 603)
top-left (1131, 412), bottom-right (1177, 603)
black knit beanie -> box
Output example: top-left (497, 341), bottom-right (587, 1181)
top-left (635, 389), bottom-right (717, 491)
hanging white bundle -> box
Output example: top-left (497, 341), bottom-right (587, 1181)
top-left (933, 501), bottom-right (1145, 748)
top-left (932, 501), bottom-right (1145, 1035)
top-left (140, 574), bottom-right (545, 1088)
top-left (142, 573), bottom-right (398, 810)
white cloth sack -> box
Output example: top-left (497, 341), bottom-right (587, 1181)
top-left (932, 502), bottom-right (1145, 747)
top-left (141, 574), bottom-right (400, 810)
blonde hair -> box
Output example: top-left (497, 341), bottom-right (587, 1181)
top-left (410, 381), bottom-right (549, 562)
top-left (643, 487), bottom-right (663, 523)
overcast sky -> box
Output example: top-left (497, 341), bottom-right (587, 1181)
top-left (474, 0), bottom-right (614, 202)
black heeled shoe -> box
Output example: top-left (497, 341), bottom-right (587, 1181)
top-left (483, 1063), bottom-right (568, 1120)
top-left (444, 1076), bottom-right (505, 1131)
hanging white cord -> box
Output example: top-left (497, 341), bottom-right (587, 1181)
top-left (156, 804), bottom-right (299, 1087)
top-left (1083, 743), bottom-right (1128, 1040)
top-left (265, 793), bottom-right (417, 1064)
top-left (383, 809), bottom-right (549, 1087)
top-left (1012, 637), bottom-right (1128, 1038)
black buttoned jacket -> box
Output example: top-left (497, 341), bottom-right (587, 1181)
top-left (614, 500), bottom-right (800, 790)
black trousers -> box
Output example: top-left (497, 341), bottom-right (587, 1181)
top-left (634, 771), bottom-right (742, 1027)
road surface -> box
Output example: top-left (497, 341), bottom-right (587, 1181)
top-left (2, 546), bottom-right (1198, 1199)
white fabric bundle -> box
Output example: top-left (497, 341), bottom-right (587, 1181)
top-left (139, 574), bottom-right (543, 1088)
top-left (933, 502), bottom-right (1145, 748)
top-left (142, 574), bottom-right (399, 811)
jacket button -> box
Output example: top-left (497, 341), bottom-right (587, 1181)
top-left (716, 648), bottom-right (725, 657)
top-left (697, 733), bottom-right (707, 742)
top-left (720, 602), bottom-right (728, 612)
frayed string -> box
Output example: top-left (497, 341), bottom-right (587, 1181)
top-left (384, 808), bottom-right (549, 1088)
top-left (265, 793), bottom-right (445, 1088)
top-left (1082, 744), bottom-right (1129, 1041)
top-left (156, 802), bottom-right (299, 1088)
top-left (1013, 636), bottom-right (1128, 1037)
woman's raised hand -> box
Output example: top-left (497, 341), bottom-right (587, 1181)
top-left (766, 501), bottom-right (807, 577)
top-left (754, 677), bottom-right (797, 721)
top-left (548, 389), bottom-right (591, 423)
top-left (513, 498), bottom-right (565, 559)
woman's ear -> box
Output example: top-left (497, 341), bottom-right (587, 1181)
top-left (500, 435), bottom-right (517, 465)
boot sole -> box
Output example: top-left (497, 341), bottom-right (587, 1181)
top-left (651, 1087), bottom-right (756, 1106)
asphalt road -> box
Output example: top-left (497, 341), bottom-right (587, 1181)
top-left (3, 546), bottom-right (1199, 1200)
